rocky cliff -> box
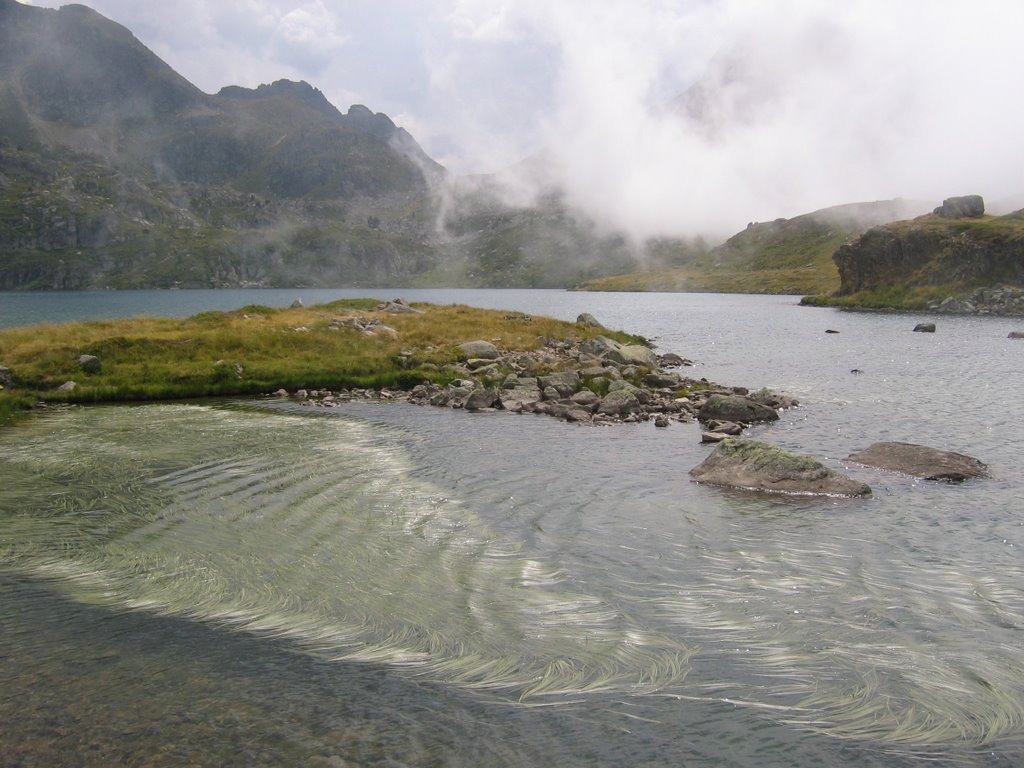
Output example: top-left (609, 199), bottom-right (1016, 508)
top-left (833, 197), bottom-right (1024, 302)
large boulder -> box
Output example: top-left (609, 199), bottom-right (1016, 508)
top-left (698, 394), bottom-right (779, 425)
top-left (846, 442), bottom-right (987, 481)
top-left (606, 344), bottom-right (659, 368)
top-left (597, 388), bottom-right (640, 416)
top-left (576, 312), bottom-right (604, 328)
top-left (538, 370), bottom-right (580, 397)
top-left (458, 340), bottom-right (500, 360)
top-left (690, 439), bottom-right (872, 497)
top-left (933, 195), bottom-right (985, 219)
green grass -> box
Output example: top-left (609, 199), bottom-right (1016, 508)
top-left (0, 301), bottom-right (643, 426)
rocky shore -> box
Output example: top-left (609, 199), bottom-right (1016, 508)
top-left (273, 313), bottom-right (797, 435)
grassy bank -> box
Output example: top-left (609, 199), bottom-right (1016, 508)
top-left (0, 299), bottom-right (641, 426)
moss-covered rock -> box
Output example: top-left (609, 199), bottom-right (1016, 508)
top-left (690, 439), bottom-right (871, 497)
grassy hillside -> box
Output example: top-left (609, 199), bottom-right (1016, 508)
top-left (576, 200), bottom-right (931, 294)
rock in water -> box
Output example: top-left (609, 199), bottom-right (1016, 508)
top-left (698, 394), bottom-right (779, 425)
top-left (846, 442), bottom-right (987, 481)
top-left (913, 323), bottom-right (936, 333)
top-left (690, 439), bottom-right (871, 497)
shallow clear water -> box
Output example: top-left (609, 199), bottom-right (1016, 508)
top-left (2, 290), bottom-right (1023, 766)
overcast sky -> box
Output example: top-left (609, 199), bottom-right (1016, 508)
top-left (24, 0), bottom-right (1024, 237)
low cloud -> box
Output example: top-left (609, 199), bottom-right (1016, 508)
top-left (26, 0), bottom-right (1024, 240)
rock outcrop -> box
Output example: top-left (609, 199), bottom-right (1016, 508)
top-left (690, 439), bottom-right (871, 497)
top-left (830, 200), bottom-right (1024, 309)
top-left (933, 195), bottom-right (985, 219)
top-left (846, 442), bottom-right (987, 481)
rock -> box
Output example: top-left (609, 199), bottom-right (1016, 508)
top-left (659, 352), bottom-right (689, 367)
top-left (78, 354), bottom-right (101, 373)
top-left (701, 431), bottom-right (730, 443)
top-left (538, 370), bottom-right (580, 397)
top-left (272, 388), bottom-right (289, 397)
top-left (378, 298), bottom-right (423, 313)
top-left (576, 312), bottom-right (604, 328)
top-left (825, 329), bottom-right (840, 334)
top-left (933, 195), bottom-right (985, 219)
top-left (704, 419), bottom-right (743, 436)
top-left (458, 340), bottom-right (500, 360)
top-left (597, 388), bottom-right (640, 416)
top-left (643, 371), bottom-right (682, 389)
top-left (290, 298), bottom-right (304, 308)
top-left (1009, 331), bottom-right (1024, 339)
top-left (752, 389), bottom-right (799, 410)
top-left (654, 415), bottom-right (670, 428)
top-left (913, 323), bottom-right (936, 333)
top-left (0, 365), bottom-right (13, 388)
top-left (579, 336), bottom-right (622, 359)
top-left (570, 389), bottom-right (600, 407)
top-left (465, 389), bottom-right (499, 411)
top-left (57, 380), bottom-right (77, 392)
top-left (698, 394), bottom-right (779, 425)
top-left (606, 344), bottom-right (659, 368)
top-left (690, 439), bottom-right (872, 497)
top-left (846, 442), bottom-right (987, 481)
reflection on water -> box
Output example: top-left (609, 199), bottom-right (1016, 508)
top-left (2, 399), bottom-right (1024, 766)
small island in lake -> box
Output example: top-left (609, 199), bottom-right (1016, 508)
top-left (0, 299), bottom-right (793, 431)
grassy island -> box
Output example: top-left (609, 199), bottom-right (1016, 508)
top-left (0, 299), bottom-right (645, 426)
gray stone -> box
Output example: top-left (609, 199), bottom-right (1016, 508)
top-left (847, 442), bottom-right (987, 481)
top-left (690, 439), bottom-right (871, 497)
top-left (290, 298), bottom-right (304, 308)
top-left (659, 352), bottom-right (687, 367)
top-left (579, 336), bottom-right (622, 359)
top-left (57, 380), bottom-right (77, 392)
top-left (913, 323), bottom-right (936, 333)
top-left (933, 195), bottom-right (985, 218)
top-left (698, 394), bottom-right (779, 425)
top-left (597, 388), bottom-right (640, 415)
top-left (606, 344), bottom-right (659, 368)
top-left (465, 389), bottom-right (499, 411)
top-left (458, 340), bottom-right (500, 360)
top-left (643, 371), bottom-right (682, 389)
top-left (576, 312), bottom-right (604, 328)
top-left (78, 354), bottom-right (101, 373)
top-left (654, 415), bottom-right (670, 428)
top-left (570, 389), bottom-right (600, 407)
top-left (1009, 331), bottom-right (1024, 339)
top-left (0, 365), bottom-right (12, 388)
top-left (538, 370), bottom-right (580, 396)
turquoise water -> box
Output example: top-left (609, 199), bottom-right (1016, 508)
top-left (2, 290), bottom-right (1023, 766)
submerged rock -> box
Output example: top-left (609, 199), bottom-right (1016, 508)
top-left (913, 323), bottom-right (936, 333)
top-left (846, 441), bottom-right (987, 481)
top-left (690, 439), bottom-right (871, 497)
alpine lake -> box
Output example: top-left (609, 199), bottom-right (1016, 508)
top-left (1, 288), bottom-right (1023, 767)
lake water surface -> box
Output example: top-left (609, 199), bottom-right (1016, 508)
top-left (1, 289), bottom-right (1023, 766)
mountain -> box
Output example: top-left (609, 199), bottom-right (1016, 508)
top-left (574, 199), bottom-right (932, 293)
top-left (0, 0), bottom-right (656, 290)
